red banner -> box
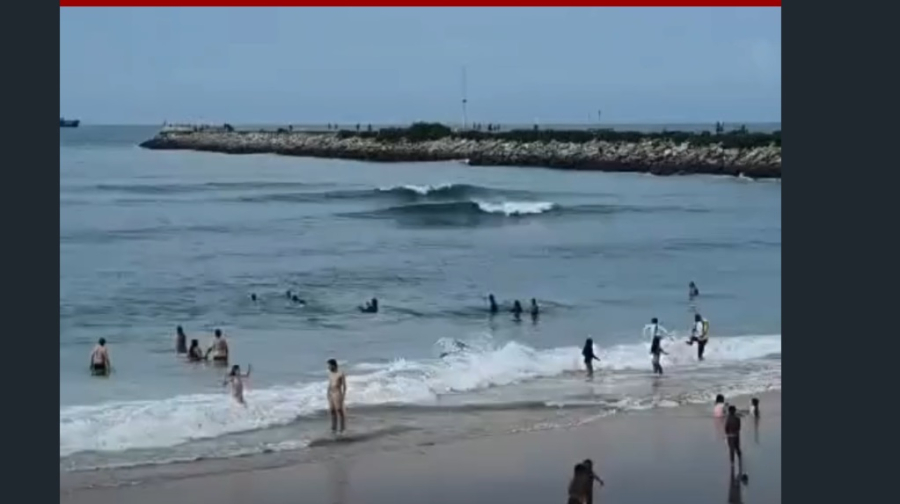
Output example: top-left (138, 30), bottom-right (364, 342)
top-left (60, 1), bottom-right (782, 7)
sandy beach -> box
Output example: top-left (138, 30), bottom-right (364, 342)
top-left (61, 391), bottom-right (780, 504)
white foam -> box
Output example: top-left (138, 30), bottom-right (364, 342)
top-left (379, 183), bottom-right (454, 195)
top-left (474, 200), bottom-right (556, 216)
top-left (59, 334), bottom-right (780, 457)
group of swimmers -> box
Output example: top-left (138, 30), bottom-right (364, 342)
top-left (488, 294), bottom-right (540, 322)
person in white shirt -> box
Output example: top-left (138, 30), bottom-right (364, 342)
top-left (644, 318), bottom-right (670, 375)
top-left (643, 317), bottom-right (670, 341)
top-left (687, 313), bottom-right (709, 360)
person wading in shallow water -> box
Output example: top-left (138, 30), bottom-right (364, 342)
top-left (327, 359), bottom-right (347, 434)
top-left (687, 313), bottom-right (710, 360)
top-left (582, 338), bottom-right (600, 379)
top-left (175, 325), bottom-right (187, 354)
top-left (89, 338), bottom-right (111, 376)
top-left (205, 329), bottom-right (229, 365)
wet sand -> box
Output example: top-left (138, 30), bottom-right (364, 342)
top-left (60, 391), bottom-right (780, 504)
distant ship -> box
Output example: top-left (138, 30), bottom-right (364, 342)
top-left (60, 117), bottom-right (80, 128)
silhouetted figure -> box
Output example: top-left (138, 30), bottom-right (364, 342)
top-left (291, 295), bottom-right (306, 305)
top-left (511, 300), bottom-right (523, 321)
top-left (529, 298), bottom-right (540, 322)
top-left (250, 293), bottom-right (257, 302)
top-left (360, 298), bottom-right (379, 313)
top-left (689, 281), bottom-right (699, 300)
top-left (488, 294), bottom-right (499, 315)
top-left (176, 325), bottom-right (187, 354)
top-left (582, 338), bottom-right (600, 379)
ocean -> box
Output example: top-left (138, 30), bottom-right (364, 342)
top-left (60, 125), bottom-right (781, 473)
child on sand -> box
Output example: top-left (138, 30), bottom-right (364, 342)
top-left (581, 459), bottom-right (605, 504)
top-left (725, 405), bottom-right (743, 473)
top-left (223, 364), bottom-right (251, 405)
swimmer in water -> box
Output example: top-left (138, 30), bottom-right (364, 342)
top-left (291, 294), bottom-right (306, 305)
top-left (250, 293), bottom-right (257, 302)
top-left (582, 338), bottom-right (600, 379)
top-left (223, 364), bottom-right (252, 405)
top-left (581, 459), bottom-right (605, 504)
top-left (488, 294), bottom-right (498, 315)
top-left (89, 338), bottom-right (111, 376)
top-left (529, 298), bottom-right (540, 321)
top-left (327, 359), bottom-right (347, 434)
top-left (187, 339), bottom-right (205, 362)
top-left (687, 313), bottom-right (710, 360)
top-left (359, 298), bottom-right (378, 313)
top-left (689, 281), bottom-right (700, 300)
top-left (175, 325), bottom-right (187, 354)
top-left (511, 300), bottom-right (523, 321)
top-left (205, 329), bottom-right (229, 365)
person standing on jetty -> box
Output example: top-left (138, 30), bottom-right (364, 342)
top-left (205, 329), bottom-right (229, 365)
top-left (175, 325), bottom-right (187, 354)
top-left (89, 338), bottom-right (111, 376)
top-left (327, 359), bottom-right (347, 434)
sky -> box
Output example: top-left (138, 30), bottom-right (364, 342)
top-left (60, 7), bottom-right (781, 125)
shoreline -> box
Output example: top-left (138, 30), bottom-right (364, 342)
top-left (139, 125), bottom-right (781, 179)
top-left (61, 390), bottom-right (781, 503)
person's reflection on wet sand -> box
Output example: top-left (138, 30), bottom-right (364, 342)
top-left (753, 415), bottom-right (760, 445)
top-left (727, 467), bottom-right (748, 504)
top-left (327, 457), bottom-right (350, 504)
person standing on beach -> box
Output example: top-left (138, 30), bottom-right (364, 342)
top-left (725, 405), bottom-right (743, 472)
top-left (567, 463), bottom-right (590, 504)
top-left (687, 313), bottom-right (710, 360)
top-left (581, 459), bottom-right (605, 504)
top-left (582, 338), bottom-right (600, 379)
top-left (89, 338), bottom-right (111, 376)
top-left (205, 329), bottom-right (229, 365)
top-left (327, 359), bottom-right (347, 434)
top-left (175, 325), bottom-right (187, 354)
top-left (689, 281), bottom-right (700, 301)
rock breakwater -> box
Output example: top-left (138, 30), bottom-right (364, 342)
top-left (139, 124), bottom-right (781, 179)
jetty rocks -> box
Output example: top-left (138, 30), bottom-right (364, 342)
top-left (139, 122), bottom-right (781, 179)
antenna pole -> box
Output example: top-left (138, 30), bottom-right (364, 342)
top-left (461, 66), bottom-right (468, 130)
